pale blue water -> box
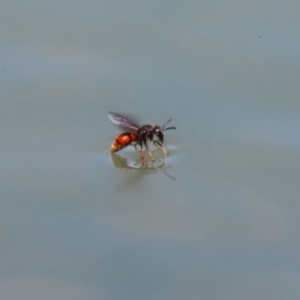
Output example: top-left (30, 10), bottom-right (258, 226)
top-left (1, 1), bottom-right (300, 299)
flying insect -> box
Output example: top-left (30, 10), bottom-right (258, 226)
top-left (108, 112), bottom-right (176, 164)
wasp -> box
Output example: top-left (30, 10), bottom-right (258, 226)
top-left (108, 112), bottom-right (176, 164)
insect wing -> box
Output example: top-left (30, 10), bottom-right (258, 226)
top-left (108, 112), bottom-right (139, 131)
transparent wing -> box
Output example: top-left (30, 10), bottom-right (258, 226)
top-left (108, 112), bottom-right (139, 131)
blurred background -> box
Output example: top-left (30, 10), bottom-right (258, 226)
top-left (1, 1), bottom-right (300, 299)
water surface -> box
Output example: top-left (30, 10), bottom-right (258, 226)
top-left (1, 1), bottom-right (300, 299)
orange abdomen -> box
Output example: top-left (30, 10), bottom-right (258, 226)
top-left (111, 132), bottom-right (137, 153)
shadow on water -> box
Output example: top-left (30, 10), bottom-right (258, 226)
top-left (110, 152), bottom-right (176, 189)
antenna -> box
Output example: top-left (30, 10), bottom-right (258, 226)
top-left (163, 119), bottom-right (176, 131)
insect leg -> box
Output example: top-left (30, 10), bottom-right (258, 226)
top-left (146, 149), bottom-right (155, 162)
top-left (153, 140), bottom-right (169, 155)
top-left (139, 151), bottom-right (145, 165)
top-left (143, 140), bottom-right (155, 162)
top-left (135, 142), bottom-right (147, 164)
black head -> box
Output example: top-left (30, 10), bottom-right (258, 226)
top-left (154, 119), bottom-right (176, 143)
top-left (154, 126), bottom-right (164, 143)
